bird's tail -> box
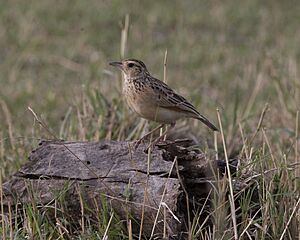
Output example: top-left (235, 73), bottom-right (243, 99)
top-left (195, 114), bottom-right (219, 131)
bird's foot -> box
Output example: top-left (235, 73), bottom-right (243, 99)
top-left (145, 136), bottom-right (167, 152)
top-left (132, 138), bottom-right (145, 150)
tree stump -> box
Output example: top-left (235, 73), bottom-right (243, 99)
top-left (1, 139), bottom-right (233, 238)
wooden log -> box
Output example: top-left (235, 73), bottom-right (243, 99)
top-left (1, 139), bottom-right (227, 238)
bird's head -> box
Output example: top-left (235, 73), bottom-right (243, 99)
top-left (109, 59), bottom-right (148, 78)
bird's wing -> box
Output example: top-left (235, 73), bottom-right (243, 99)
top-left (147, 77), bottom-right (219, 131)
top-left (149, 77), bottom-right (200, 116)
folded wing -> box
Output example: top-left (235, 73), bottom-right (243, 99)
top-left (149, 77), bottom-right (218, 131)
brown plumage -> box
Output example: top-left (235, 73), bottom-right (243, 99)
top-left (109, 59), bottom-right (218, 146)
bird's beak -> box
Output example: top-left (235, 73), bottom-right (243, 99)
top-left (109, 61), bottom-right (123, 70)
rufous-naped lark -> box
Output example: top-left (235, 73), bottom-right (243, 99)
top-left (109, 59), bottom-right (218, 146)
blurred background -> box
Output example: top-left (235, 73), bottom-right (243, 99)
top-left (1, 1), bottom-right (300, 239)
top-left (0, 0), bottom-right (299, 172)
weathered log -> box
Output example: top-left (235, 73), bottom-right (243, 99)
top-left (1, 139), bottom-right (230, 238)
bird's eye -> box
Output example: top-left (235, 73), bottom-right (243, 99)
top-left (128, 63), bottom-right (134, 68)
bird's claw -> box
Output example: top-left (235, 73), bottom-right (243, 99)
top-left (132, 138), bottom-right (145, 150)
top-left (145, 138), bottom-right (166, 152)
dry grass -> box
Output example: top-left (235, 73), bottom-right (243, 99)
top-left (0, 0), bottom-right (300, 239)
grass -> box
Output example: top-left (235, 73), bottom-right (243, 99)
top-left (0, 0), bottom-right (300, 239)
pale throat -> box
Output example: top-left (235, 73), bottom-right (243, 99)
top-left (123, 72), bottom-right (144, 83)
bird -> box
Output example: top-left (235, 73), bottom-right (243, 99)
top-left (109, 58), bottom-right (218, 148)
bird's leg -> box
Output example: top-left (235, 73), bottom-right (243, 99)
top-left (147, 123), bottom-right (175, 149)
top-left (133, 123), bottom-right (165, 149)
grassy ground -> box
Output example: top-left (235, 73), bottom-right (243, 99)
top-left (0, 0), bottom-right (300, 239)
